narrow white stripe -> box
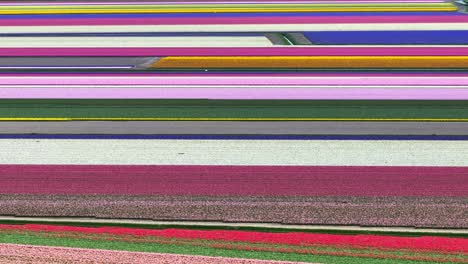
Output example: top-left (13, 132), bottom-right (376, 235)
top-left (1, 24), bottom-right (467, 33)
top-left (0, 36), bottom-right (273, 47)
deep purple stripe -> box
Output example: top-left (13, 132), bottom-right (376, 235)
top-left (1, 47), bottom-right (468, 56)
top-left (0, 12), bottom-right (461, 20)
top-left (1, 134), bottom-right (467, 140)
top-left (2, 15), bottom-right (468, 26)
top-left (1, 165), bottom-right (466, 197)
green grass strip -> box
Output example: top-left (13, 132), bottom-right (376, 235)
top-left (0, 232), bottom-right (445, 264)
top-left (0, 99), bottom-right (468, 119)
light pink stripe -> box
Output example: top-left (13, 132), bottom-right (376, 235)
top-left (0, 244), bottom-right (308, 264)
top-left (1, 47), bottom-right (468, 56)
top-left (2, 87), bottom-right (468, 99)
top-left (1, 76), bottom-right (468, 85)
top-left (2, 73), bottom-right (468, 77)
top-left (3, 16), bottom-right (467, 26)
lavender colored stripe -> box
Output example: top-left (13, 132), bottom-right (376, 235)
top-left (2, 87), bottom-right (468, 99)
top-left (2, 76), bottom-right (468, 85)
top-left (3, 16), bottom-right (467, 26)
top-left (1, 47), bottom-right (468, 56)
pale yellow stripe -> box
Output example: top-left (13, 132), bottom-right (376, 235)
top-left (0, 118), bottom-right (467, 122)
top-left (153, 56), bottom-right (468, 69)
top-left (0, 7), bottom-right (456, 14)
top-left (2, 3), bottom-right (455, 8)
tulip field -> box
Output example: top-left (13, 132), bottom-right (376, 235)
top-left (0, 223), bottom-right (466, 263)
top-left (0, 165), bottom-right (466, 228)
top-left (0, 163), bottom-right (467, 262)
top-left (1, 0), bottom-right (468, 262)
